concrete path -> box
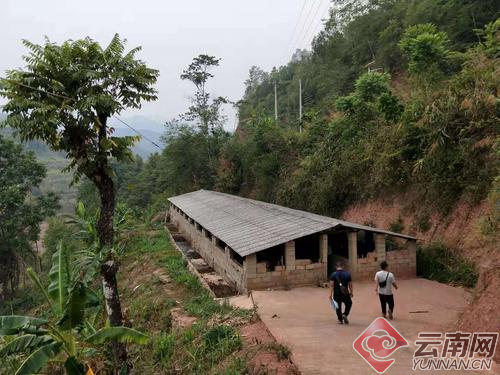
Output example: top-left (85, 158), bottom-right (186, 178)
top-left (231, 279), bottom-right (497, 374)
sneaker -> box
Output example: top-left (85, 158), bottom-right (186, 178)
top-left (382, 314), bottom-right (387, 319)
top-left (388, 310), bottom-right (393, 320)
top-left (337, 320), bottom-right (344, 324)
top-left (343, 314), bottom-right (349, 324)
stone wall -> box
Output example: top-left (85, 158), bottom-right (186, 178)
top-left (170, 207), bottom-right (246, 292)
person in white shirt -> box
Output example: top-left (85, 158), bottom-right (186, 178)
top-left (374, 261), bottom-right (398, 319)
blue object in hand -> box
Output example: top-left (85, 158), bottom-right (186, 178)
top-left (331, 298), bottom-right (339, 310)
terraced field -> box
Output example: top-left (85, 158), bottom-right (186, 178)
top-left (37, 154), bottom-right (78, 214)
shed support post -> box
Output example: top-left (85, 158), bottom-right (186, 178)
top-left (285, 241), bottom-right (296, 270)
top-left (245, 254), bottom-right (257, 277)
top-left (375, 233), bottom-right (386, 262)
top-left (348, 232), bottom-right (358, 271)
top-left (320, 234), bottom-right (328, 263)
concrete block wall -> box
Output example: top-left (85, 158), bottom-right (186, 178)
top-left (246, 237), bottom-right (328, 290)
top-left (171, 204), bottom-right (416, 290)
top-left (246, 263), bottom-right (325, 290)
top-left (170, 208), bottom-right (246, 292)
top-left (173, 205), bottom-right (328, 291)
top-left (385, 240), bottom-right (417, 279)
top-left (352, 238), bottom-right (417, 280)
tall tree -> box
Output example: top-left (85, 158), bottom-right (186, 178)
top-left (0, 135), bottom-right (58, 300)
top-left (180, 54), bottom-right (227, 134)
top-left (244, 66), bottom-right (267, 96)
top-left (0, 35), bottom-right (158, 370)
top-left (175, 54), bottom-right (229, 188)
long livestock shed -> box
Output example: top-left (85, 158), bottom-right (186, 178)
top-left (168, 190), bottom-right (416, 292)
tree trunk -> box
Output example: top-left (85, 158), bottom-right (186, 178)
top-left (97, 172), bottom-right (129, 372)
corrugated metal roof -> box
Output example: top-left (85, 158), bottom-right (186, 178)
top-left (168, 190), bottom-right (416, 257)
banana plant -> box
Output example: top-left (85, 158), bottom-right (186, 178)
top-left (0, 242), bottom-right (148, 375)
top-left (69, 201), bottom-right (131, 285)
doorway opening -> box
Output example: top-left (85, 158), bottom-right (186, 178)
top-left (327, 231), bottom-right (349, 275)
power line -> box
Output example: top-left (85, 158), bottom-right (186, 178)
top-left (274, 81), bottom-right (278, 120)
top-left (305, 1), bottom-right (332, 47)
top-left (112, 116), bottom-right (161, 149)
top-left (280, 0), bottom-right (307, 64)
top-left (296, 0), bottom-right (324, 50)
top-left (2, 79), bottom-right (161, 150)
top-left (287, 0), bottom-right (318, 60)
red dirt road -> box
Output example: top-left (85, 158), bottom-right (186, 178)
top-left (232, 279), bottom-right (499, 374)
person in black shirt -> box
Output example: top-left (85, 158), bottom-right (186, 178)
top-left (330, 261), bottom-right (353, 324)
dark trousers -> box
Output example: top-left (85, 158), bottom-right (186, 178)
top-left (334, 294), bottom-right (352, 322)
top-left (379, 293), bottom-right (394, 315)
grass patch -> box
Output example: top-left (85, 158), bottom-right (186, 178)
top-left (417, 242), bottom-right (478, 288)
top-left (125, 228), bottom-right (250, 319)
top-left (156, 323), bottom-right (242, 374)
top-left (122, 226), bottom-right (253, 374)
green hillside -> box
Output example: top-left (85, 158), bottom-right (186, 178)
top-left (0, 116), bottom-right (162, 213)
top-left (0, 126), bottom-right (77, 213)
top-left (116, 2), bottom-right (499, 221)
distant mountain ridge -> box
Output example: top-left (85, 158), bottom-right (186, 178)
top-left (109, 115), bottom-right (164, 159)
top-left (108, 115), bottom-right (165, 132)
top-left (113, 127), bottom-right (163, 159)
top-left (0, 114), bottom-right (163, 213)
top-left (0, 113), bottom-right (164, 159)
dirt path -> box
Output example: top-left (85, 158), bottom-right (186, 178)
top-left (231, 279), bottom-right (498, 374)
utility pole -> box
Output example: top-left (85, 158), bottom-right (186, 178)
top-left (299, 78), bottom-right (303, 133)
top-left (274, 81), bottom-right (278, 121)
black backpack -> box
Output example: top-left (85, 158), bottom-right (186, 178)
top-left (334, 273), bottom-right (350, 296)
top-left (379, 272), bottom-right (390, 288)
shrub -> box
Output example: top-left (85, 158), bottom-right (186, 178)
top-left (389, 217), bottom-right (404, 233)
top-left (417, 242), bottom-right (478, 288)
top-left (415, 214), bottom-right (431, 233)
top-left (42, 217), bottom-right (84, 270)
top-left (0, 286), bottom-right (44, 315)
top-left (399, 23), bottom-right (450, 80)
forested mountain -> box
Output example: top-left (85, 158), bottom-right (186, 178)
top-left (239, 0), bottom-right (499, 127)
top-left (118, 0), bottom-right (499, 220)
top-left (0, 125), bottom-right (77, 212)
top-left (1, 1), bottom-right (499, 372)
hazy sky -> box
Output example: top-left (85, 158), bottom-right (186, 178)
top-left (1, 0), bottom-right (331, 131)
